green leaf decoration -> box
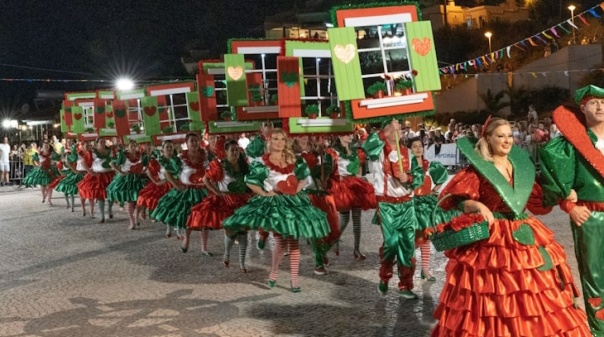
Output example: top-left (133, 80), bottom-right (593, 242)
top-left (537, 246), bottom-right (554, 271)
top-left (115, 109), bottom-right (126, 118)
top-left (512, 224), bottom-right (535, 245)
top-left (220, 109), bottom-right (236, 120)
top-left (200, 86), bottom-right (214, 98)
top-left (163, 126), bottom-right (174, 134)
top-left (346, 159), bottom-right (360, 176)
top-left (280, 72), bottom-right (299, 88)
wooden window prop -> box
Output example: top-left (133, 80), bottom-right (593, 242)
top-left (333, 5), bottom-right (439, 119)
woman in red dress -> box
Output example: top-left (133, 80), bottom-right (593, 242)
top-left (77, 138), bottom-right (115, 223)
top-left (431, 118), bottom-right (589, 336)
top-left (136, 141), bottom-right (176, 225)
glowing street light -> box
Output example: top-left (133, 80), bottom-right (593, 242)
top-left (2, 119), bottom-right (18, 129)
top-left (568, 5), bottom-right (576, 45)
top-left (115, 78), bottom-right (135, 91)
top-left (484, 31), bottom-right (493, 53)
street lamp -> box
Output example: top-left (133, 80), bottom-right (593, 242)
top-left (484, 31), bottom-right (493, 53)
top-left (568, 5), bottom-right (576, 44)
top-left (115, 78), bottom-right (135, 91)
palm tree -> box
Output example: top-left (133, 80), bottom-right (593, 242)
top-left (479, 89), bottom-right (509, 116)
top-left (504, 84), bottom-right (531, 119)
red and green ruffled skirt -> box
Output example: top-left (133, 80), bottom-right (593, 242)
top-left (136, 181), bottom-right (172, 212)
top-left (106, 173), bottom-right (146, 203)
top-left (431, 214), bottom-right (590, 337)
top-left (150, 186), bottom-right (207, 229)
top-left (222, 192), bottom-right (330, 239)
top-left (55, 171), bottom-right (84, 195)
top-left (77, 171), bottom-right (114, 200)
top-left (186, 193), bottom-right (251, 230)
top-left (328, 176), bottom-right (376, 211)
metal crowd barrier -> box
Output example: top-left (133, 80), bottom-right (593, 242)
top-left (7, 159), bottom-right (26, 189)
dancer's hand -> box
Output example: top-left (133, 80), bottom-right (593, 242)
top-left (566, 189), bottom-right (578, 202)
top-left (569, 205), bottom-right (591, 226)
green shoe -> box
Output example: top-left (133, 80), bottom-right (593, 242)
top-left (377, 281), bottom-right (388, 295)
top-left (399, 289), bottom-right (418, 299)
top-left (291, 286), bottom-right (301, 293)
top-left (267, 279), bottom-right (276, 288)
top-left (257, 239), bottom-right (266, 250)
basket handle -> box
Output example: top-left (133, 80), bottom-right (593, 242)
top-left (430, 193), bottom-right (454, 229)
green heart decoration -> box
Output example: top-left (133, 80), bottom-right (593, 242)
top-left (227, 181), bottom-right (247, 193)
top-left (512, 224), bottom-right (535, 245)
top-left (280, 72), bottom-right (299, 88)
top-left (537, 246), bottom-right (554, 271)
top-left (95, 107), bottom-right (105, 114)
top-left (200, 86), bottom-right (214, 98)
top-left (115, 109), bottom-right (126, 118)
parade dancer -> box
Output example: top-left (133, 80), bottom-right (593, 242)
top-left (136, 141), bottom-right (176, 224)
top-left (107, 140), bottom-right (147, 230)
top-left (327, 133), bottom-right (376, 259)
top-left (407, 137), bottom-right (455, 282)
top-left (540, 85), bottom-right (604, 335)
top-left (23, 142), bottom-right (59, 205)
top-left (55, 142), bottom-right (84, 212)
top-left (47, 152), bottom-right (69, 207)
top-left (151, 132), bottom-right (207, 244)
top-left (362, 119), bottom-right (418, 299)
top-left (223, 129), bottom-right (330, 292)
top-left (77, 138), bottom-right (115, 223)
top-left (431, 117), bottom-right (590, 336)
top-left (295, 136), bottom-right (340, 276)
top-left (187, 139), bottom-right (252, 271)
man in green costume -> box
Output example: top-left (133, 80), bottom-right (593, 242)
top-left (540, 85), bottom-right (604, 336)
top-left (363, 119), bottom-right (418, 299)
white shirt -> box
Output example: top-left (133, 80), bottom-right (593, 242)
top-left (0, 143), bottom-right (10, 163)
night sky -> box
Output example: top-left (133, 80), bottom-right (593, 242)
top-left (0, 0), bottom-right (289, 111)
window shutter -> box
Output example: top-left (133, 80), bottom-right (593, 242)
top-left (197, 74), bottom-right (217, 121)
top-left (71, 106), bottom-right (85, 134)
top-left (405, 21), bottom-right (441, 92)
top-left (112, 100), bottom-right (130, 136)
top-left (141, 96), bottom-right (161, 136)
top-left (277, 56), bottom-right (302, 118)
top-left (93, 99), bottom-right (106, 130)
top-left (224, 54), bottom-right (249, 106)
top-left (186, 92), bottom-right (204, 131)
top-left (328, 27), bottom-right (365, 100)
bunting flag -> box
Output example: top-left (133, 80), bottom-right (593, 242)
top-left (438, 2), bottom-right (604, 74)
top-left (567, 19), bottom-right (579, 30)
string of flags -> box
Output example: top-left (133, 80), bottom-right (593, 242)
top-left (439, 2), bottom-right (604, 75)
top-left (440, 67), bottom-right (604, 79)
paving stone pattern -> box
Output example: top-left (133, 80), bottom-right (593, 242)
top-left (0, 186), bottom-right (583, 337)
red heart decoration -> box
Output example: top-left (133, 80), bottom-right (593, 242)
top-left (74, 113), bottom-right (82, 120)
top-left (106, 111), bottom-right (114, 118)
top-left (189, 101), bottom-right (200, 112)
top-left (301, 153), bottom-right (318, 169)
top-left (412, 37), bottom-right (431, 57)
top-left (144, 106), bottom-right (157, 117)
top-left (190, 172), bottom-right (204, 184)
top-left (276, 175), bottom-right (298, 195)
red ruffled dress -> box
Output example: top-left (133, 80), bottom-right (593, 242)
top-left (186, 159), bottom-right (251, 230)
top-left (432, 167), bottom-right (590, 337)
top-left (136, 158), bottom-right (172, 212)
top-left (326, 147), bottom-right (376, 211)
top-left (77, 150), bottom-right (115, 200)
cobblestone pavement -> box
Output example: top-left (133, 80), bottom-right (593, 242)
top-left (0, 185), bottom-right (583, 337)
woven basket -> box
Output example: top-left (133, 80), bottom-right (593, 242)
top-left (429, 194), bottom-right (491, 252)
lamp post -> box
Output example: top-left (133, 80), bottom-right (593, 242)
top-left (484, 31), bottom-right (493, 53)
top-left (568, 5), bottom-right (576, 45)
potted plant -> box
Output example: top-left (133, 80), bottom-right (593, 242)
top-left (131, 124), bottom-right (141, 134)
top-left (304, 104), bottom-right (319, 119)
top-left (270, 93), bottom-right (278, 105)
top-left (367, 81), bottom-right (387, 98)
top-left (326, 105), bottom-right (341, 119)
top-left (249, 84), bottom-right (263, 106)
top-left (162, 126), bottom-right (174, 134)
top-left (107, 122), bottom-right (115, 128)
top-left (221, 110), bottom-right (235, 121)
top-left (395, 78), bottom-right (413, 95)
top-left (85, 127), bottom-right (95, 133)
top-left (179, 124), bottom-right (190, 132)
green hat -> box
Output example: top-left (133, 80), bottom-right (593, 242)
top-left (380, 118), bottom-right (399, 129)
top-left (575, 85), bottom-right (604, 105)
